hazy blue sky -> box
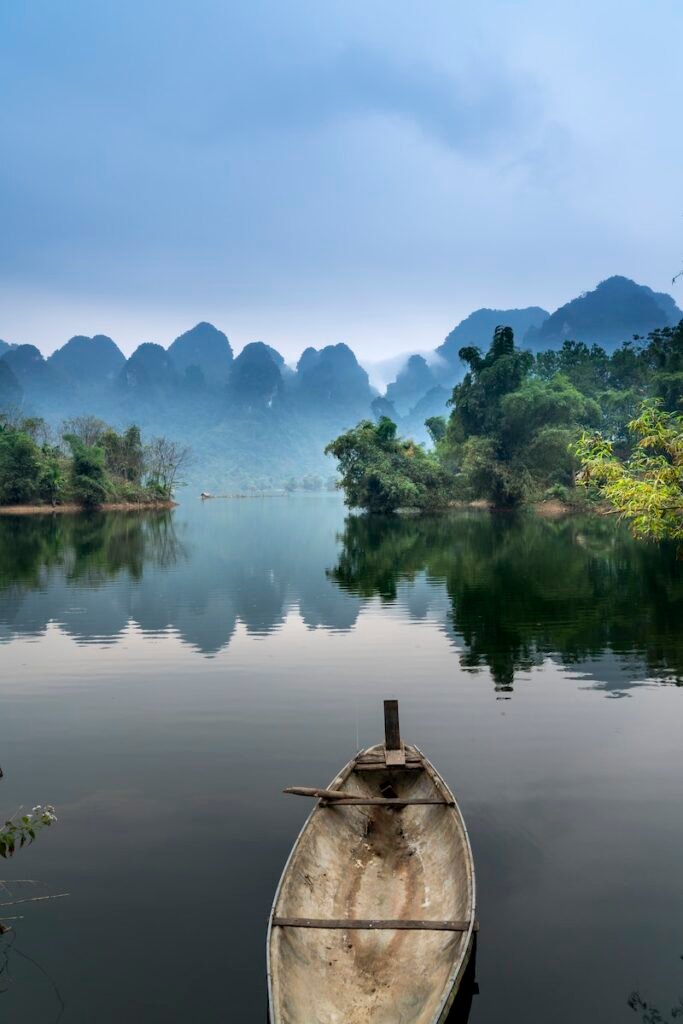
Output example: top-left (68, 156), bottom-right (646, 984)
top-left (1, 0), bottom-right (681, 360)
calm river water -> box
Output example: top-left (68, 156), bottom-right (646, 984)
top-left (0, 496), bottom-right (681, 1023)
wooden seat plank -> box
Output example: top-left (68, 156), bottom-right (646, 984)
top-left (272, 917), bottom-right (477, 932)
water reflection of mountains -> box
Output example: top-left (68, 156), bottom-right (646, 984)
top-left (0, 503), bottom-right (364, 653)
top-left (0, 502), bottom-right (680, 692)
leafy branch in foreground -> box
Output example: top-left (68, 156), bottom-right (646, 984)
top-left (628, 954), bottom-right (683, 1022)
top-left (0, 806), bottom-right (57, 859)
top-left (628, 990), bottom-right (683, 1023)
top-left (0, 779), bottom-right (65, 1010)
top-left (575, 402), bottom-right (683, 540)
top-left (0, 803), bottom-right (60, 934)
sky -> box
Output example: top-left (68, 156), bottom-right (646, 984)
top-left (1, 0), bottom-right (682, 363)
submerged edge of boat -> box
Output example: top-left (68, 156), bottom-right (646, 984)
top-left (267, 702), bottom-right (477, 1024)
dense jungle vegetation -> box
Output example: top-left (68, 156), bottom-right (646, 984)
top-left (0, 413), bottom-right (189, 508)
top-left (327, 322), bottom-right (683, 537)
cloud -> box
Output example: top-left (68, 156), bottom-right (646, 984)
top-left (214, 44), bottom-right (537, 157)
top-left (0, 0), bottom-right (681, 359)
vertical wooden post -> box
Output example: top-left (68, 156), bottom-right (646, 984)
top-left (384, 700), bottom-right (405, 765)
top-left (384, 700), bottom-right (401, 749)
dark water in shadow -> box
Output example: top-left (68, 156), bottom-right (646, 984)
top-left (0, 496), bottom-right (681, 1022)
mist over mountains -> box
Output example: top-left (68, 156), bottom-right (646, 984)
top-left (1, 276), bottom-right (681, 491)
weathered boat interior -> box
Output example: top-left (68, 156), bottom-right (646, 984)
top-left (268, 740), bottom-right (475, 1024)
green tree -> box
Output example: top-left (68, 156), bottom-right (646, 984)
top-left (575, 401), bottom-right (683, 540)
top-left (443, 329), bottom-right (598, 505)
top-left (451, 326), bottom-right (533, 438)
top-left (38, 446), bottom-right (65, 506)
top-left (0, 427), bottom-right (43, 504)
top-left (608, 340), bottom-right (649, 393)
top-left (425, 415), bottom-right (447, 445)
top-left (534, 341), bottom-right (610, 396)
top-left (101, 424), bottom-right (144, 484)
top-left (0, 415), bottom-right (183, 509)
top-left (64, 434), bottom-right (110, 508)
top-left (641, 321), bottom-right (683, 412)
top-left (325, 416), bottom-right (453, 513)
top-left (501, 376), bottom-right (600, 443)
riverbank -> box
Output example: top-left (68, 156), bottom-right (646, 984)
top-left (444, 498), bottom-right (590, 517)
top-left (531, 498), bottom-right (583, 517)
top-left (0, 500), bottom-right (177, 516)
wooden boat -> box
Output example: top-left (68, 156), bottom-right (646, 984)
top-left (267, 701), bottom-right (477, 1023)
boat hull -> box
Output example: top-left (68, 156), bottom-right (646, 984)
top-left (267, 743), bottom-right (476, 1024)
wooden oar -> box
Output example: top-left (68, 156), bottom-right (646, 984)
top-left (283, 787), bottom-right (348, 801)
top-left (283, 787), bottom-right (453, 807)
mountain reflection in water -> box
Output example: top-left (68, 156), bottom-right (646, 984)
top-left (0, 500), bottom-right (681, 694)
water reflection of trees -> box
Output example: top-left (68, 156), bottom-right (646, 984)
top-left (0, 511), bottom-right (184, 589)
top-left (1, 505), bottom-right (682, 687)
top-left (328, 511), bottom-right (683, 691)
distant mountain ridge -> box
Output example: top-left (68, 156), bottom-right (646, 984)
top-left (49, 334), bottom-right (126, 389)
top-left (296, 343), bottom-right (373, 414)
top-left (0, 359), bottom-right (21, 406)
top-left (523, 276), bottom-right (682, 350)
top-left (167, 322), bottom-right (233, 385)
top-left (436, 306), bottom-right (549, 363)
top-left (1, 276), bottom-right (681, 488)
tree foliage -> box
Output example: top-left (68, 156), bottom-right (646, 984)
top-left (575, 402), bottom-right (683, 540)
top-left (0, 414), bottom-right (189, 509)
top-left (325, 416), bottom-right (453, 513)
top-left (642, 322), bottom-right (683, 411)
top-left (440, 328), bottom-right (597, 505)
top-left (0, 427), bottom-right (43, 504)
top-left (425, 415), bottom-right (447, 445)
top-left (0, 417), bottom-right (63, 505)
top-left (102, 425), bottom-right (144, 484)
top-left (330, 316), bottom-right (683, 518)
top-left (64, 434), bottom-right (111, 507)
